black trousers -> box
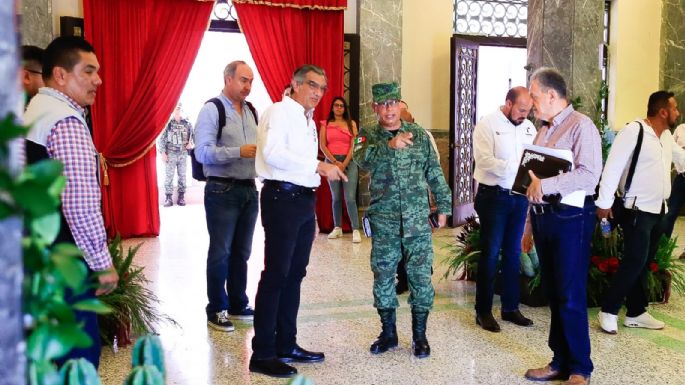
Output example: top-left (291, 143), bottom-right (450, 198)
top-left (251, 182), bottom-right (316, 359)
top-left (601, 209), bottom-right (664, 316)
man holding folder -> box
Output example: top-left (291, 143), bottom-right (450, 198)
top-left (523, 67), bottom-right (602, 385)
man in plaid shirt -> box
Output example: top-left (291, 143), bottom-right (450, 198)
top-left (24, 36), bottom-right (118, 368)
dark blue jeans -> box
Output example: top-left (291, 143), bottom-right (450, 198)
top-left (251, 182), bottom-right (316, 359)
top-left (602, 209), bottom-right (664, 317)
top-left (204, 179), bottom-right (258, 315)
top-left (530, 199), bottom-right (595, 377)
top-left (663, 173), bottom-right (685, 238)
top-left (474, 185), bottom-right (528, 313)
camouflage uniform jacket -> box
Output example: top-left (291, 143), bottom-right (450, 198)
top-left (158, 118), bottom-right (193, 153)
top-left (354, 121), bottom-right (452, 237)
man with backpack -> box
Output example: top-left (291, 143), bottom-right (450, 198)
top-left (194, 60), bottom-right (259, 332)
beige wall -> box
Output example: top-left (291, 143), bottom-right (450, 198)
top-left (608, 0), bottom-right (662, 130)
top-left (401, 0), bottom-right (452, 131)
top-left (51, 0), bottom-right (83, 37)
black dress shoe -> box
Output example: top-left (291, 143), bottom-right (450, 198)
top-left (501, 310), bottom-right (534, 327)
top-left (249, 358), bottom-right (297, 378)
top-left (476, 312), bottom-right (501, 332)
top-left (277, 345), bottom-right (325, 363)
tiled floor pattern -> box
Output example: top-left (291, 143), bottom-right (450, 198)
top-left (99, 185), bottom-right (685, 385)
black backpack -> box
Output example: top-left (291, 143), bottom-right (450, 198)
top-left (190, 98), bottom-right (258, 181)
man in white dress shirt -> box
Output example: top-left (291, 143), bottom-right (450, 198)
top-left (472, 86), bottom-right (536, 332)
top-left (596, 90), bottom-right (685, 334)
top-left (250, 64), bottom-right (346, 378)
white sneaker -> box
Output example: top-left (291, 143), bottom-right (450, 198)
top-left (597, 311), bottom-right (618, 334)
top-left (352, 229), bottom-right (361, 243)
top-left (624, 312), bottom-right (665, 330)
top-left (328, 227), bottom-right (342, 239)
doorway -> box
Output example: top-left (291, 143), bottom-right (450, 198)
top-left (448, 35), bottom-right (527, 225)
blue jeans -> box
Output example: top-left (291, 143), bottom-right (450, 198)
top-left (602, 209), bottom-right (664, 316)
top-left (327, 155), bottom-right (359, 229)
top-left (530, 199), bottom-right (595, 377)
top-left (474, 184), bottom-right (528, 313)
top-left (204, 179), bottom-right (258, 315)
top-left (663, 173), bottom-right (685, 238)
top-left (252, 181), bottom-right (316, 359)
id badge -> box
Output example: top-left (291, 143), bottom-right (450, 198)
top-left (362, 214), bottom-right (372, 238)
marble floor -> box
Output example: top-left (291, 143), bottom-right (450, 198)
top-left (99, 184), bottom-right (685, 385)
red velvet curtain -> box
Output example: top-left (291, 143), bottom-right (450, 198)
top-left (234, 0), bottom-right (347, 233)
top-left (83, 0), bottom-right (212, 237)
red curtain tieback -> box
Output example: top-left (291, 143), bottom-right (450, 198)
top-left (232, 0), bottom-right (346, 10)
top-left (98, 140), bottom-right (156, 186)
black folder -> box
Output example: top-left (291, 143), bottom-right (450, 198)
top-left (512, 148), bottom-right (573, 196)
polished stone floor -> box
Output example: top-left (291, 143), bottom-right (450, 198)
top-left (99, 184), bottom-right (685, 385)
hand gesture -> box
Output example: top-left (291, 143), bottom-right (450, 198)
top-left (437, 214), bottom-right (447, 228)
top-left (95, 266), bottom-right (120, 296)
top-left (597, 207), bottom-right (613, 220)
top-left (389, 132), bottom-right (413, 149)
top-left (525, 170), bottom-right (543, 203)
top-left (240, 144), bottom-right (257, 158)
top-left (317, 161), bottom-right (348, 182)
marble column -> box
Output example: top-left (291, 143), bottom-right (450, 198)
top-left (660, 0), bottom-right (685, 108)
top-left (527, 0), bottom-right (604, 119)
top-left (0, 0), bottom-right (25, 383)
top-left (357, 0), bottom-right (403, 211)
top-left (19, 0), bottom-right (53, 47)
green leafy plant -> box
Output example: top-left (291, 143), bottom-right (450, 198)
top-left (98, 235), bottom-right (177, 347)
top-left (442, 215), bottom-right (480, 280)
top-left (0, 114), bottom-right (110, 384)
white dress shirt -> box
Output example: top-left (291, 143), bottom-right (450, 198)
top-left (473, 109), bottom-right (536, 189)
top-left (672, 123), bottom-right (685, 174)
top-left (596, 120), bottom-right (685, 214)
top-left (256, 96), bottom-right (321, 188)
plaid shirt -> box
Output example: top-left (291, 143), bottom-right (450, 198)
top-left (44, 88), bottom-right (112, 271)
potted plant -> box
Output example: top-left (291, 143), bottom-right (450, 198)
top-left (98, 235), bottom-right (177, 349)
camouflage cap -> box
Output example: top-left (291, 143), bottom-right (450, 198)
top-left (372, 82), bottom-right (401, 103)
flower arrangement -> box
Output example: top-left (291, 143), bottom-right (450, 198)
top-left (587, 224), bottom-right (685, 306)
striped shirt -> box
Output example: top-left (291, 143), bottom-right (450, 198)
top-left (534, 104), bottom-right (603, 197)
top-left (44, 89), bottom-right (112, 271)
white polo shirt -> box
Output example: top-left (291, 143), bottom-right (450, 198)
top-left (473, 108), bottom-right (536, 189)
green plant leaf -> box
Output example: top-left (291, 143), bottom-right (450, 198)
top-left (27, 324), bottom-right (72, 361)
top-left (22, 159), bottom-right (64, 185)
top-left (52, 243), bottom-right (84, 258)
top-left (0, 114), bottom-right (27, 142)
top-left (12, 181), bottom-right (60, 217)
top-left (52, 253), bottom-right (87, 289)
top-left (30, 212), bottom-right (61, 245)
top-left (28, 360), bottom-right (61, 385)
top-left (73, 298), bottom-right (112, 314)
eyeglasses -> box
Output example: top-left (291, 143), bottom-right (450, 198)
top-left (306, 80), bottom-right (328, 93)
top-left (26, 69), bottom-right (42, 75)
top-left (373, 99), bottom-right (400, 109)
top-left (333, 103), bottom-right (345, 108)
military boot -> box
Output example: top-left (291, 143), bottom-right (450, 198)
top-left (370, 309), bottom-right (398, 354)
top-left (411, 310), bottom-right (430, 358)
top-left (177, 192), bottom-right (186, 206)
top-left (163, 194), bottom-right (173, 207)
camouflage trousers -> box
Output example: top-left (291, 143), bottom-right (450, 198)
top-left (164, 150), bottom-right (187, 195)
top-left (371, 233), bottom-right (434, 312)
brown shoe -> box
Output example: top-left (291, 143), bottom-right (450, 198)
top-left (562, 374), bottom-right (590, 385)
top-left (524, 365), bottom-right (567, 381)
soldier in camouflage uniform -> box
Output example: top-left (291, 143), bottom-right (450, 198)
top-left (159, 104), bottom-right (193, 206)
top-left (353, 82), bottom-right (452, 358)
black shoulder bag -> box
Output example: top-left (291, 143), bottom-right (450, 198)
top-left (190, 99), bottom-right (258, 181)
top-left (611, 121), bottom-right (644, 226)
